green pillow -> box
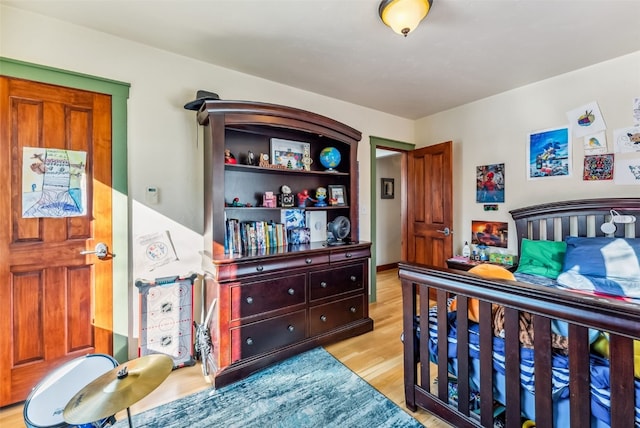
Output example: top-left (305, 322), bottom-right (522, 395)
top-left (516, 239), bottom-right (567, 279)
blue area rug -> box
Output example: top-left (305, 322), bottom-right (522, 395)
top-left (115, 347), bottom-right (423, 428)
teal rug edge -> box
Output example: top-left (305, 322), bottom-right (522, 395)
top-left (115, 347), bottom-right (424, 428)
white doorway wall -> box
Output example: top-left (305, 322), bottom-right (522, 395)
top-left (376, 150), bottom-right (402, 269)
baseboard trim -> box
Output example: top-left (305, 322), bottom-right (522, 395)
top-left (376, 263), bottom-right (398, 272)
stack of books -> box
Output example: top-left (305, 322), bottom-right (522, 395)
top-left (225, 219), bottom-right (287, 254)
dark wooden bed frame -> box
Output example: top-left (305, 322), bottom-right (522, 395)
top-left (399, 198), bottom-right (640, 428)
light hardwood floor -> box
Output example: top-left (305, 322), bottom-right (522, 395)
top-left (0, 268), bottom-right (450, 427)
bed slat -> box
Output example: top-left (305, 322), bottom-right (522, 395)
top-left (437, 289), bottom-right (449, 403)
top-left (609, 334), bottom-right (635, 428)
top-left (568, 324), bottom-right (591, 426)
top-left (504, 307), bottom-right (521, 425)
top-left (532, 315), bottom-right (553, 427)
top-left (456, 296), bottom-right (471, 416)
top-left (478, 300), bottom-right (494, 427)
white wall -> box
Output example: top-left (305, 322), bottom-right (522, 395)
top-left (0, 5), bottom-right (414, 348)
top-left (376, 154), bottom-right (402, 266)
top-left (416, 51), bottom-right (640, 256)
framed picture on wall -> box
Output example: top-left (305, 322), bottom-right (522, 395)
top-left (381, 178), bottom-right (394, 199)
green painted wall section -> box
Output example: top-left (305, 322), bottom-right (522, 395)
top-left (1, 57), bottom-right (131, 362)
top-left (369, 136), bottom-right (414, 302)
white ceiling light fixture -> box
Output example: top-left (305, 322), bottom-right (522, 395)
top-left (378, 0), bottom-right (433, 37)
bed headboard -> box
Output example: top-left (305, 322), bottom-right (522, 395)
top-left (509, 198), bottom-right (640, 254)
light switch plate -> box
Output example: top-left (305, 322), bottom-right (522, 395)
top-left (146, 186), bottom-right (159, 204)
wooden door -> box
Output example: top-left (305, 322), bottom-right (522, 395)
top-left (406, 141), bottom-right (453, 268)
top-left (0, 77), bottom-right (113, 406)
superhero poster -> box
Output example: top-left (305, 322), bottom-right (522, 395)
top-left (476, 163), bottom-right (504, 203)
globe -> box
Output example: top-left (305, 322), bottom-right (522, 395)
top-left (319, 147), bottom-right (341, 171)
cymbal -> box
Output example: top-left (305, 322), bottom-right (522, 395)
top-left (63, 354), bottom-right (173, 425)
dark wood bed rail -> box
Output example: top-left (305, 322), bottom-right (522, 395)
top-left (399, 262), bottom-right (640, 428)
top-left (510, 198), bottom-right (640, 253)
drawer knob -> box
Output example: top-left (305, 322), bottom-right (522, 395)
top-left (346, 252), bottom-right (352, 258)
top-left (350, 306), bottom-right (357, 313)
top-left (288, 288), bottom-right (295, 295)
top-left (246, 338), bottom-right (253, 345)
top-left (246, 296), bottom-right (254, 304)
top-left (256, 265), bottom-right (264, 272)
top-left (305, 258), bottom-right (312, 264)
top-left (288, 325), bottom-right (295, 332)
top-left (350, 275), bottom-right (357, 282)
top-left (320, 281), bottom-right (327, 288)
top-left (320, 315), bottom-right (327, 322)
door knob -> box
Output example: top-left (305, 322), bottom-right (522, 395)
top-left (80, 243), bottom-right (113, 259)
top-left (436, 227), bottom-right (452, 236)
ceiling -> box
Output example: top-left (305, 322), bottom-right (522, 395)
top-left (3, 0), bottom-right (639, 119)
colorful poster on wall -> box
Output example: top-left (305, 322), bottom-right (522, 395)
top-left (471, 220), bottom-right (508, 248)
top-left (613, 126), bottom-right (640, 153)
top-left (136, 230), bottom-right (179, 271)
top-left (583, 131), bottom-right (607, 155)
top-left (22, 147), bottom-right (87, 218)
top-left (527, 126), bottom-right (571, 180)
top-left (476, 163), bottom-right (504, 203)
top-left (566, 101), bottom-right (606, 138)
top-left (614, 156), bottom-right (640, 185)
top-left (583, 154), bottom-right (614, 181)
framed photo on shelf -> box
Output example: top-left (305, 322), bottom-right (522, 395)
top-left (270, 138), bottom-right (310, 171)
top-left (328, 185), bottom-right (347, 206)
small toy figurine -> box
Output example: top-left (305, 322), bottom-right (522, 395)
top-left (302, 152), bottom-right (313, 171)
top-left (278, 185), bottom-right (295, 208)
top-left (224, 149), bottom-right (237, 164)
top-left (314, 187), bottom-right (328, 207)
top-left (263, 191), bottom-right (277, 208)
top-left (297, 189), bottom-right (311, 207)
top-left (259, 153), bottom-right (270, 167)
top-left (231, 197), bottom-right (244, 207)
top-left (246, 150), bottom-right (255, 166)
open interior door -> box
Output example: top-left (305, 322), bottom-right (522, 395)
top-left (405, 141), bottom-right (453, 268)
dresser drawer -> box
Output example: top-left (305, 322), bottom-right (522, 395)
top-left (329, 247), bottom-right (370, 264)
top-left (216, 253), bottom-right (329, 281)
top-left (309, 263), bottom-right (365, 301)
top-left (230, 273), bottom-right (306, 321)
top-left (309, 295), bottom-right (365, 336)
top-left (230, 310), bottom-right (307, 362)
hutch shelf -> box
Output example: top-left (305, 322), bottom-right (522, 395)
top-left (196, 100), bottom-right (373, 388)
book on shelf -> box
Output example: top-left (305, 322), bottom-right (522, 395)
top-left (305, 210), bottom-right (327, 243)
top-left (281, 209), bottom-right (305, 229)
top-left (288, 227), bottom-right (311, 245)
